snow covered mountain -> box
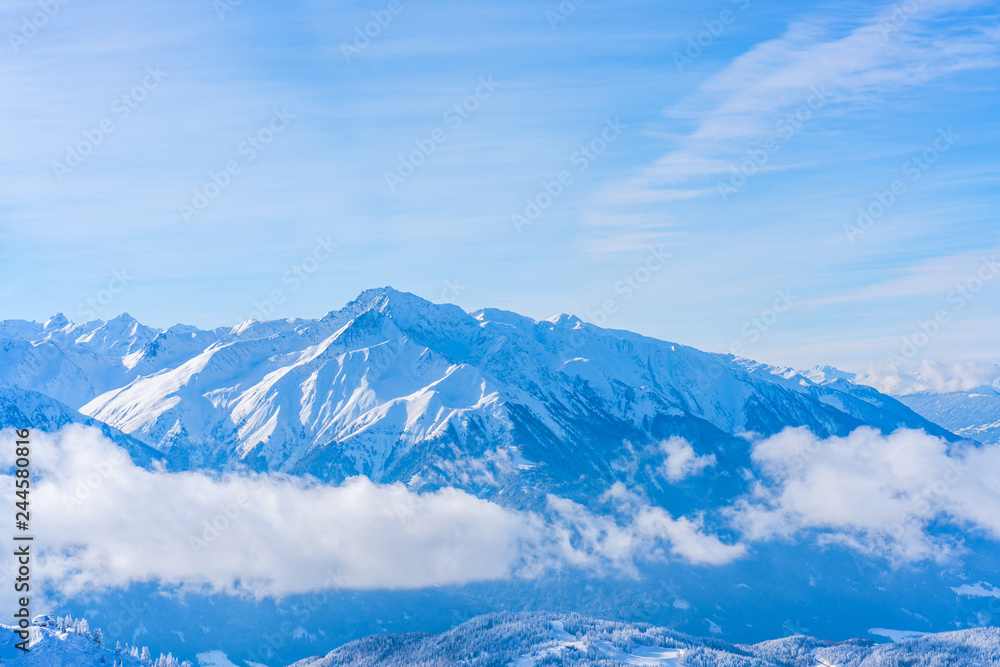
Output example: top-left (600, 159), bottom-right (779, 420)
top-left (0, 312), bottom-right (159, 407)
top-left (0, 618), bottom-right (184, 666)
top-left (807, 365), bottom-right (1000, 446)
top-left (0, 380), bottom-right (164, 466)
top-left (6, 613), bottom-right (999, 667)
top-left (5, 295), bottom-right (997, 664)
top-left (294, 612), bottom-right (1000, 667)
top-left (0, 288), bottom-right (957, 506)
top-left (896, 389), bottom-right (1000, 446)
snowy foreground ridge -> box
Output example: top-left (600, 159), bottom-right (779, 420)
top-left (3, 612), bottom-right (999, 666)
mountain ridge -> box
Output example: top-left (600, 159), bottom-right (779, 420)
top-left (5, 291), bottom-right (998, 659)
top-left (0, 287), bottom-right (965, 509)
top-left (5, 612), bottom-right (999, 667)
top-left (806, 364), bottom-right (1000, 446)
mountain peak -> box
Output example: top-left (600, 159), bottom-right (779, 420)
top-left (546, 313), bottom-right (582, 326)
top-left (804, 365), bottom-right (857, 384)
top-left (43, 312), bottom-right (70, 330)
top-left (332, 287), bottom-right (470, 327)
top-left (349, 286), bottom-right (425, 311)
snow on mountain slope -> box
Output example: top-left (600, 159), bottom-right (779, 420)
top-left (0, 313), bottom-right (157, 407)
top-left (0, 621), bottom-right (182, 666)
top-left (123, 323), bottom-right (228, 373)
top-left (2, 288), bottom-right (959, 505)
top-left (68, 313), bottom-right (161, 358)
top-left (807, 365), bottom-right (1000, 446)
top-left (0, 381), bottom-right (164, 466)
top-left (283, 612), bottom-right (1000, 667)
top-left (894, 389), bottom-right (1000, 446)
top-left (7, 613), bottom-right (998, 667)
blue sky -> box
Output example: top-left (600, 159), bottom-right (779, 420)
top-left (0, 0), bottom-right (998, 371)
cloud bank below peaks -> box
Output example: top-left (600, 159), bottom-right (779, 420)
top-left (858, 360), bottom-right (1000, 395)
top-left (9, 426), bottom-right (741, 598)
top-left (731, 426), bottom-right (1000, 562)
top-left (10, 424), bottom-right (1000, 599)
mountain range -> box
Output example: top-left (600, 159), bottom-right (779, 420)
top-left (4, 612), bottom-right (1000, 666)
top-left (3, 288), bottom-right (998, 663)
top-left (805, 365), bottom-right (1000, 447)
top-left (0, 287), bottom-right (968, 508)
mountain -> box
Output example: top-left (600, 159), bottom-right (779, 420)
top-left (6, 613), bottom-right (999, 667)
top-left (293, 612), bottom-right (1000, 667)
top-left (6, 290), bottom-right (996, 659)
top-left (0, 619), bottom-right (182, 666)
top-left (896, 388), bottom-right (1000, 446)
top-left (0, 288), bottom-right (957, 507)
top-left (0, 312), bottom-right (159, 407)
top-left (806, 365), bottom-right (1000, 446)
top-left (0, 380), bottom-right (164, 466)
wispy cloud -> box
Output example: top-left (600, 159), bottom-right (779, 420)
top-left (798, 245), bottom-right (1000, 308)
top-left (596, 0), bottom-right (1000, 209)
top-left (0, 0), bottom-right (997, 370)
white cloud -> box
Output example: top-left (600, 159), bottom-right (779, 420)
top-left (952, 582), bottom-right (1000, 598)
top-left (17, 423), bottom-right (999, 602)
top-left (731, 426), bottom-right (1000, 561)
top-left (7, 426), bottom-right (743, 598)
top-left (857, 359), bottom-right (1000, 395)
top-left (659, 436), bottom-right (716, 482)
top-left (797, 249), bottom-right (1000, 309)
top-left (548, 483), bottom-right (745, 571)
